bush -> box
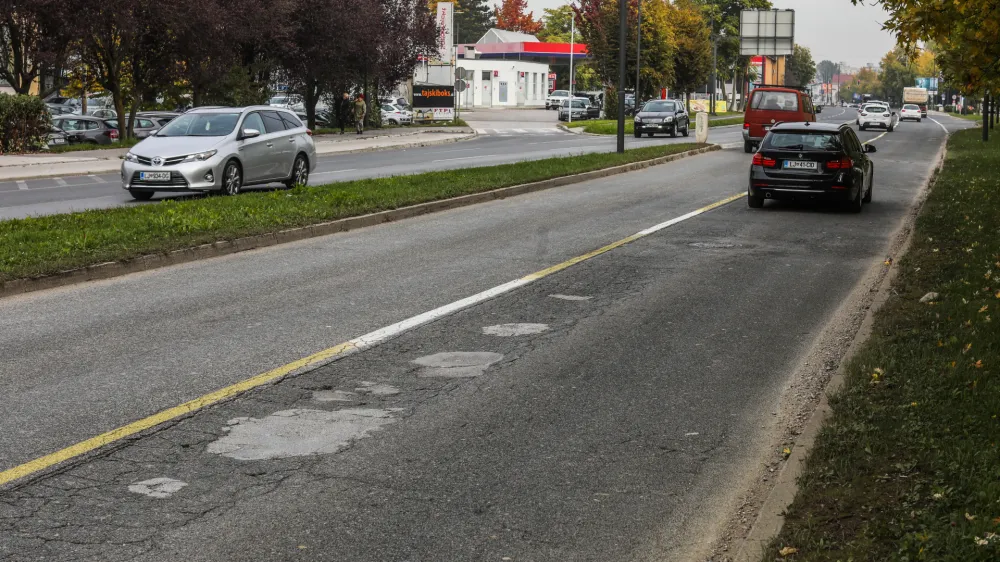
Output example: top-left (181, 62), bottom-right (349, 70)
top-left (0, 94), bottom-right (50, 154)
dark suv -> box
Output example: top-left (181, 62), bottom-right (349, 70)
top-left (51, 115), bottom-right (120, 145)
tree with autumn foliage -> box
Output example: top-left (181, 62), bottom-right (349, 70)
top-left (495, 0), bottom-right (542, 35)
top-left (669, 0), bottom-right (712, 112)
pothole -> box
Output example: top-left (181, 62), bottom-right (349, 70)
top-left (355, 382), bottom-right (401, 396)
top-left (482, 323), bottom-right (550, 336)
top-left (689, 241), bottom-right (737, 249)
top-left (550, 294), bottom-right (593, 301)
top-left (411, 351), bottom-right (504, 378)
top-left (207, 408), bottom-right (397, 460)
top-left (128, 477), bottom-right (188, 498)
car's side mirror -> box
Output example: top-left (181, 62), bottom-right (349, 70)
top-left (240, 128), bottom-right (261, 139)
top-left (816, 106), bottom-right (823, 113)
top-left (864, 144), bottom-right (877, 153)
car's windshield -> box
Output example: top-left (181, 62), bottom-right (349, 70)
top-left (750, 91), bottom-right (799, 111)
top-left (562, 100), bottom-right (588, 108)
top-left (764, 131), bottom-right (843, 151)
top-left (551, 90), bottom-right (568, 97)
top-left (642, 101), bottom-right (677, 112)
top-left (156, 113), bottom-right (240, 137)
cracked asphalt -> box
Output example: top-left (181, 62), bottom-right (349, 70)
top-left (0, 113), bottom-right (976, 561)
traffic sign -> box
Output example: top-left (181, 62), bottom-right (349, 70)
top-left (455, 79), bottom-right (467, 92)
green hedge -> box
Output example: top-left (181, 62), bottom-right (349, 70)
top-left (0, 94), bottom-right (50, 154)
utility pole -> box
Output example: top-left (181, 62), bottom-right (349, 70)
top-left (569, 12), bottom-right (575, 123)
top-left (984, 91), bottom-right (990, 142)
top-left (636, 0), bottom-right (641, 105)
top-left (617, 0), bottom-right (626, 153)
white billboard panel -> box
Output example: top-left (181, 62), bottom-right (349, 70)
top-left (740, 10), bottom-right (795, 56)
top-left (436, 2), bottom-right (455, 62)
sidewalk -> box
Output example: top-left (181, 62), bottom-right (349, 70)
top-left (0, 127), bottom-right (475, 181)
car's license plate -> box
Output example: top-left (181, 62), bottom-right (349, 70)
top-left (49, 138), bottom-right (65, 145)
top-left (139, 171), bottom-right (171, 181)
top-left (784, 160), bottom-right (817, 170)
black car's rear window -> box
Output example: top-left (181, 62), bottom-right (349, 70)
top-left (750, 91), bottom-right (799, 112)
top-left (764, 131), bottom-right (842, 151)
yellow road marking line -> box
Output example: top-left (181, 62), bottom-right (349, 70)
top-left (0, 192), bottom-right (745, 487)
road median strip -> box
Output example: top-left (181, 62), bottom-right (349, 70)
top-left (761, 129), bottom-right (1000, 560)
top-left (561, 116), bottom-right (744, 135)
top-left (0, 143), bottom-right (715, 298)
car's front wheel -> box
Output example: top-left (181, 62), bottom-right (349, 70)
top-left (633, 129), bottom-right (641, 138)
top-left (129, 190), bottom-right (154, 201)
top-left (682, 120), bottom-right (690, 137)
top-left (221, 160), bottom-right (242, 196)
top-left (285, 154), bottom-right (309, 189)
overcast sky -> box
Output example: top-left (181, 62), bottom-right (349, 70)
top-left (525, 0), bottom-right (899, 69)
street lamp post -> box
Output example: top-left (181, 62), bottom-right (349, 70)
top-left (636, 0), bottom-right (641, 105)
top-left (616, 0), bottom-right (626, 153)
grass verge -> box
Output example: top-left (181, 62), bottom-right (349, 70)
top-left (565, 116), bottom-right (743, 135)
top-left (0, 142), bottom-right (706, 283)
top-left (764, 129), bottom-right (1000, 560)
top-left (947, 112), bottom-right (985, 123)
top-left (46, 138), bottom-right (140, 154)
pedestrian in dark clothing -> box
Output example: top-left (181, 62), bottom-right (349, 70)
top-left (354, 94), bottom-right (367, 135)
top-left (337, 92), bottom-right (351, 134)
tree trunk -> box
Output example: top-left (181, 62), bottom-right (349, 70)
top-left (127, 90), bottom-right (140, 140)
top-left (304, 75), bottom-right (319, 130)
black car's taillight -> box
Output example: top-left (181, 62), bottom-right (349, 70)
top-left (752, 153), bottom-right (777, 168)
top-left (825, 156), bottom-right (853, 170)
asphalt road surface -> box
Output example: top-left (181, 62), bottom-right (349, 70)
top-left (0, 111), bottom-right (973, 561)
top-left (0, 107), bottom-right (853, 220)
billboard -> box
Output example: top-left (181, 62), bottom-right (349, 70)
top-left (413, 85), bottom-right (455, 121)
top-left (915, 77), bottom-right (938, 90)
top-left (740, 10), bottom-right (795, 56)
top-left (436, 2), bottom-right (454, 62)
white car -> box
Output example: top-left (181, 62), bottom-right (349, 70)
top-left (858, 103), bottom-right (896, 132)
top-left (381, 103), bottom-right (412, 125)
top-left (545, 90), bottom-right (571, 110)
top-left (899, 104), bottom-right (922, 122)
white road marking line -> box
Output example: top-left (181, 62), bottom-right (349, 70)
top-left (929, 118), bottom-right (949, 134)
top-left (53, 177), bottom-right (68, 186)
top-left (16, 181), bottom-right (28, 190)
top-left (429, 147), bottom-right (479, 154)
top-left (512, 128), bottom-right (528, 133)
top-left (863, 131), bottom-right (889, 145)
top-left (89, 175), bottom-right (107, 183)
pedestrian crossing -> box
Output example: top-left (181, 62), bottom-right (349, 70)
top-left (474, 127), bottom-right (571, 136)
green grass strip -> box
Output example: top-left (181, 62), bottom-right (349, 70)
top-left (47, 138), bottom-right (139, 154)
top-left (0, 142), bottom-right (706, 283)
top-left (765, 129), bottom-right (1000, 560)
top-left (947, 112), bottom-right (985, 123)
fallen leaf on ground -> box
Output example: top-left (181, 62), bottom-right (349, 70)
top-left (779, 546), bottom-right (799, 556)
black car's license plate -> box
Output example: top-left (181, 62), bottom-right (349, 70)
top-left (783, 160), bottom-right (817, 170)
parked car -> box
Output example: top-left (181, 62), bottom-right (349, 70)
top-left (46, 103), bottom-right (76, 115)
top-left (633, 99), bottom-right (690, 137)
top-left (106, 117), bottom-right (160, 139)
top-left (45, 126), bottom-right (68, 148)
top-left (545, 90), bottom-right (571, 110)
top-left (45, 96), bottom-right (80, 107)
top-left (136, 111), bottom-right (182, 129)
top-left (557, 98), bottom-right (598, 121)
top-left (858, 103), bottom-right (896, 131)
top-left (51, 115), bottom-right (120, 145)
top-left (742, 87), bottom-right (817, 153)
top-left (899, 104), bottom-right (922, 122)
top-left (86, 108), bottom-right (118, 119)
top-left (380, 97), bottom-right (410, 111)
top-left (121, 106), bottom-right (317, 201)
top-left (381, 103), bottom-right (413, 125)
top-left (269, 95), bottom-right (304, 112)
top-left (747, 122), bottom-right (876, 212)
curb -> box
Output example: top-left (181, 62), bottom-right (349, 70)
top-left (0, 131), bottom-right (478, 183)
top-left (1, 145), bottom-right (719, 300)
top-left (731, 133), bottom-right (951, 562)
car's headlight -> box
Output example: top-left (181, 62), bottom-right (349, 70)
top-left (634, 116), bottom-right (642, 122)
top-left (665, 116), bottom-right (674, 122)
top-left (124, 152), bottom-right (138, 163)
top-left (182, 149), bottom-right (217, 163)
